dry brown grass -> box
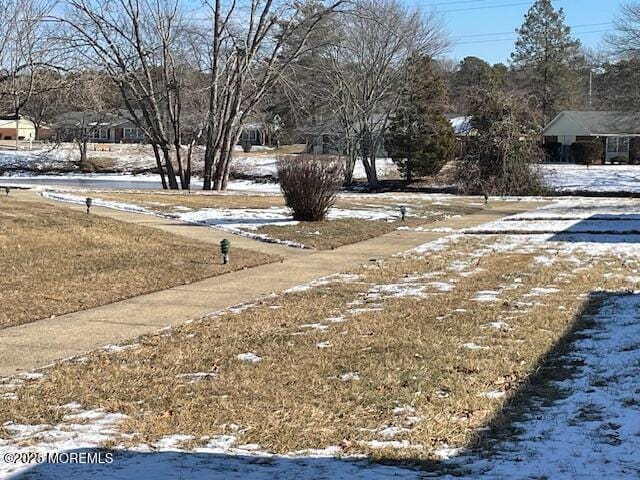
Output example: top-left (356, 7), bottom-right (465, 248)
top-left (335, 196), bottom-right (484, 218)
top-left (259, 218), bottom-right (424, 249)
top-left (0, 233), bottom-right (629, 461)
top-left (0, 197), bottom-right (276, 329)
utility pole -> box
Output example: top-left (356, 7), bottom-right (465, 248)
top-left (588, 66), bottom-right (605, 109)
top-left (15, 105), bottom-right (19, 151)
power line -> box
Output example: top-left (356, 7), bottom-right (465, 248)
top-left (452, 22), bottom-right (612, 39)
top-left (406, 0), bottom-right (564, 14)
top-left (409, 0), bottom-right (496, 6)
top-left (455, 28), bottom-right (614, 45)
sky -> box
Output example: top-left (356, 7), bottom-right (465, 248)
top-left (411, 0), bottom-right (627, 65)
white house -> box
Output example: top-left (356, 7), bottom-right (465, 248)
top-left (543, 111), bottom-right (640, 164)
top-left (0, 115), bottom-right (37, 141)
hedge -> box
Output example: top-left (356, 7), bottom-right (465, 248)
top-left (571, 141), bottom-right (603, 165)
top-left (543, 142), bottom-right (563, 162)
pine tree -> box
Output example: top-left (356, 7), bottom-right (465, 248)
top-left (511, 0), bottom-right (582, 123)
top-left (387, 54), bottom-right (456, 182)
top-left (450, 57), bottom-right (507, 112)
top-left (456, 57), bottom-right (495, 91)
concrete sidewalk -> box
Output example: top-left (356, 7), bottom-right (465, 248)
top-left (0, 192), bottom-right (544, 375)
top-left (29, 190), bottom-right (306, 258)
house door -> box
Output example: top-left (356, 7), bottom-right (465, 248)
top-left (606, 136), bottom-right (630, 163)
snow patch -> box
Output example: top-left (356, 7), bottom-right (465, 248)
top-left (237, 352), bottom-right (261, 363)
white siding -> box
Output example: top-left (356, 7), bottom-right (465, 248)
top-left (558, 135), bottom-right (576, 146)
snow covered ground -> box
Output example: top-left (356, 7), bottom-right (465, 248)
top-left (440, 293), bottom-right (640, 479)
top-left (540, 163), bottom-right (640, 193)
top-left (7, 145), bottom-right (640, 195)
top-left (1, 173), bottom-right (283, 193)
top-left (41, 191), bottom-right (153, 215)
top-left (233, 155), bottom-right (398, 180)
top-left (0, 143), bottom-right (398, 182)
top-left (467, 197), bottom-right (640, 240)
top-left (0, 144), bottom-right (162, 172)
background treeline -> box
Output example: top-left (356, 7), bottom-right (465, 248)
top-left (1, 0), bottom-right (639, 193)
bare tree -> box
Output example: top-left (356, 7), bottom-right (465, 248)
top-left (0, 0), bottom-right (62, 149)
top-left (609, 3), bottom-right (640, 59)
top-left (199, 0), bottom-right (343, 190)
top-left (320, 0), bottom-right (448, 188)
top-left (54, 72), bottom-right (118, 170)
top-left (62, 0), bottom-right (202, 190)
top-left (20, 69), bottom-right (66, 139)
top-left (604, 3), bottom-right (640, 112)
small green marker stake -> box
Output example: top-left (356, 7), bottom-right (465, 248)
top-left (220, 238), bottom-right (231, 264)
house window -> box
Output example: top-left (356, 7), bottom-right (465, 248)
top-left (607, 137), bottom-right (630, 154)
top-left (90, 128), bottom-right (110, 140)
top-left (249, 129), bottom-right (257, 141)
top-left (123, 128), bottom-right (141, 140)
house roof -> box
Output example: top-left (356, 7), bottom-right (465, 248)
top-left (55, 111), bottom-right (136, 129)
top-left (544, 111), bottom-right (640, 136)
top-left (0, 118), bottom-right (36, 129)
top-left (449, 116), bottom-right (473, 135)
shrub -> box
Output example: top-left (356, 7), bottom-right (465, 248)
top-left (456, 88), bottom-right (547, 196)
top-left (388, 116), bottom-right (456, 181)
top-left (571, 141), bottom-right (603, 165)
top-left (543, 142), bottom-right (562, 163)
top-left (241, 138), bottom-right (252, 153)
top-left (277, 155), bottom-right (343, 221)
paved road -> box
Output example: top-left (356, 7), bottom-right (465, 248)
top-left (0, 190), bottom-right (545, 375)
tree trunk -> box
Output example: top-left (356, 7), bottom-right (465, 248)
top-left (360, 132), bottom-right (378, 189)
top-left (344, 141), bottom-right (357, 185)
top-left (161, 145), bottom-right (179, 189)
top-left (213, 121), bottom-right (237, 191)
top-left (185, 140), bottom-right (195, 191)
top-left (213, 145), bottom-right (229, 191)
top-left (151, 143), bottom-right (168, 190)
top-left (221, 128), bottom-right (243, 190)
top-left (78, 140), bottom-right (89, 171)
top-left (173, 141), bottom-right (187, 190)
top-left (203, 133), bottom-right (215, 190)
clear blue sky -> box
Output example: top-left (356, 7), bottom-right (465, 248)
top-left (410, 0), bottom-right (627, 64)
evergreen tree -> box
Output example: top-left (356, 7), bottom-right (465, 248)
top-left (511, 0), bottom-right (582, 123)
top-left (491, 63), bottom-right (509, 90)
top-left (450, 56), bottom-right (507, 112)
top-left (387, 54), bottom-right (456, 182)
top-left (456, 57), bottom-right (495, 91)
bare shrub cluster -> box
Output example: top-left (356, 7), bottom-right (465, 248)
top-left (277, 155), bottom-right (343, 221)
top-left (456, 88), bottom-right (547, 196)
